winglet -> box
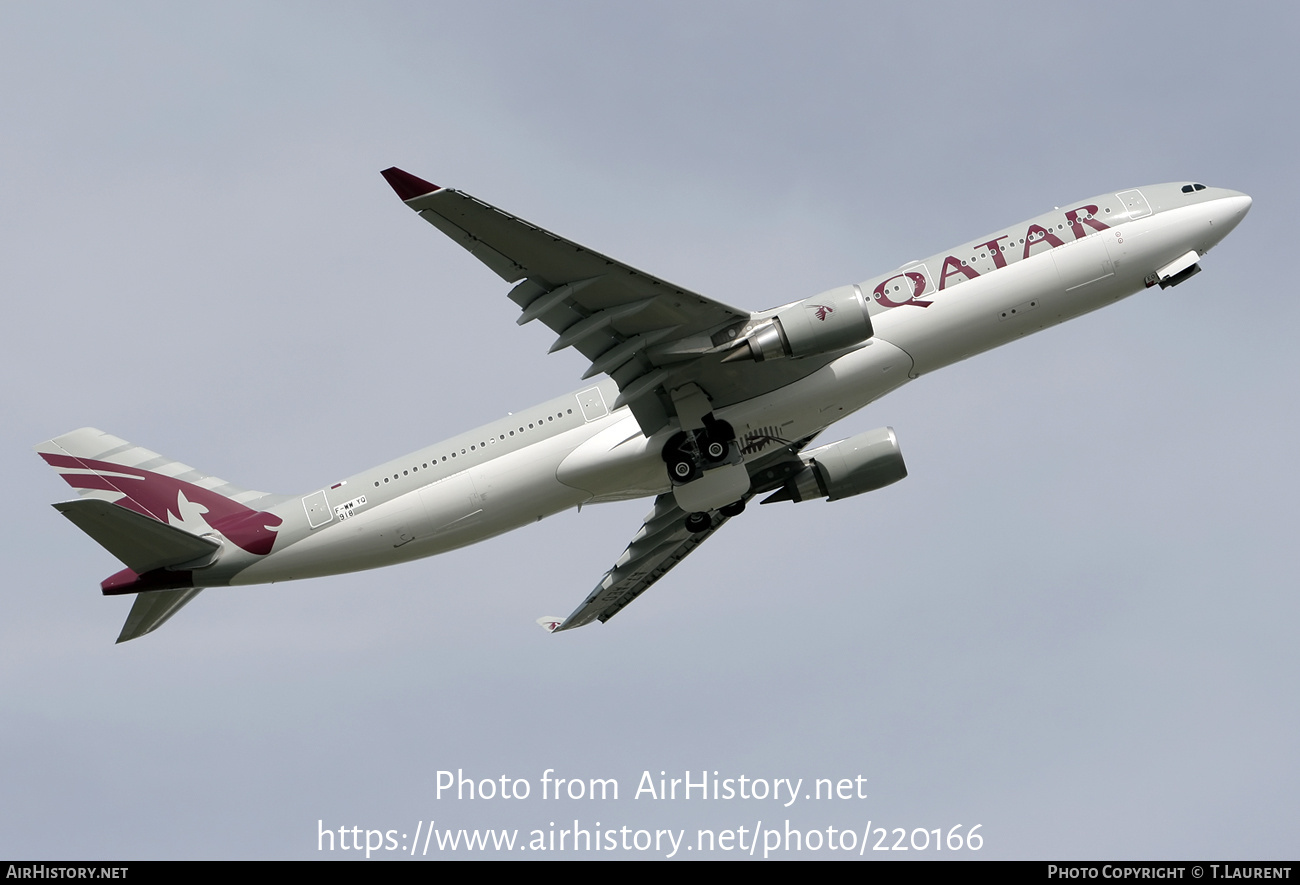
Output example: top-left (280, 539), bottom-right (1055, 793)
top-left (380, 167), bottom-right (441, 201)
top-left (536, 616), bottom-right (565, 634)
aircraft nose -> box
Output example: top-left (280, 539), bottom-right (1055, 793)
top-left (1212, 192), bottom-right (1252, 237)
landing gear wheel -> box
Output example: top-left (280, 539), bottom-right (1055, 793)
top-left (684, 511), bottom-right (711, 533)
top-left (702, 438), bottom-right (729, 464)
top-left (719, 500), bottom-right (746, 518)
top-left (700, 417), bottom-right (736, 465)
top-left (670, 458), bottom-right (698, 483)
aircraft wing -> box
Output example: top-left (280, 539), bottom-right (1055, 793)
top-left (549, 493), bottom-right (735, 631)
top-left (381, 168), bottom-right (841, 436)
top-left (544, 438), bottom-right (814, 631)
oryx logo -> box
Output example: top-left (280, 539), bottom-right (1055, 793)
top-left (40, 453), bottom-right (283, 556)
top-left (740, 426), bottom-right (788, 455)
top-left (812, 304), bottom-right (834, 322)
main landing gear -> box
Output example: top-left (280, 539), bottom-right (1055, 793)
top-left (683, 499), bottom-right (746, 534)
top-left (684, 512), bottom-right (711, 533)
top-left (664, 416), bottom-right (749, 532)
top-left (663, 415), bottom-right (735, 484)
top-left (719, 500), bottom-right (745, 518)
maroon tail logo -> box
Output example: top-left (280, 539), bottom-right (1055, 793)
top-left (813, 304), bottom-right (834, 322)
top-left (41, 453), bottom-right (282, 556)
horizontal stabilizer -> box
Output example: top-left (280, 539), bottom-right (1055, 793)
top-left (52, 499), bottom-right (219, 574)
top-left (117, 588), bottom-right (204, 643)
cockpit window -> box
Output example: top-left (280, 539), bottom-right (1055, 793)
top-left (1182, 183), bottom-right (1208, 193)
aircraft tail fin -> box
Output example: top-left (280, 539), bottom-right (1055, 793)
top-left (36, 427), bottom-right (287, 560)
top-left (36, 428), bottom-right (288, 642)
top-left (35, 428), bottom-right (282, 512)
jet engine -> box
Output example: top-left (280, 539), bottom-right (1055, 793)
top-left (725, 285), bottom-right (874, 363)
top-left (762, 427), bottom-right (907, 503)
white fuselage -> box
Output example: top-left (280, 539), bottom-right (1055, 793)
top-left (211, 184), bottom-right (1250, 588)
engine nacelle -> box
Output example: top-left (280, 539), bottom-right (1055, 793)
top-left (763, 427), bottom-right (907, 503)
top-left (728, 285), bottom-right (874, 362)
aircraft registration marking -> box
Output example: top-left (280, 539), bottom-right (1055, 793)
top-left (334, 495), bottom-right (368, 521)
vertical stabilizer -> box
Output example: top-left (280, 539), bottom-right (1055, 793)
top-left (36, 428), bottom-right (286, 642)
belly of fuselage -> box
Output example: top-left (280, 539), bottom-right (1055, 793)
top-left (230, 430), bottom-right (596, 585)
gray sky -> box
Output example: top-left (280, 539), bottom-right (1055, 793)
top-left (3, 1), bottom-right (1296, 859)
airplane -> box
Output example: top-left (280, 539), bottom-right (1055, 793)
top-left (36, 171), bottom-right (1251, 642)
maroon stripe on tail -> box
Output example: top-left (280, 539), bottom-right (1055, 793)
top-left (41, 453), bottom-right (282, 556)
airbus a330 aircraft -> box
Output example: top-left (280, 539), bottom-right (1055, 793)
top-left (38, 170), bottom-right (1251, 642)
